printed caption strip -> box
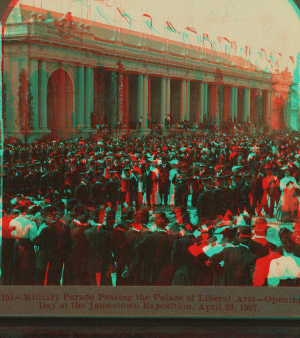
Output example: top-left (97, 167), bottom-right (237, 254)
top-left (0, 286), bottom-right (299, 318)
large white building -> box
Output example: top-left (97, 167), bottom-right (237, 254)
top-left (1, 0), bottom-right (299, 140)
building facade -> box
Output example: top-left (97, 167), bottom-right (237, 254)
top-left (2, 4), bottom-right (295, 140)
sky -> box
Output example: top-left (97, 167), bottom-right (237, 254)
top-left (9, 0), bottom-right (300, 72)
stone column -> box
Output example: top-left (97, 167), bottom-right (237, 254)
top-left (200, 82), bottom-right (207, 122)
top-left (123, 74), bottom-right (129, 129)
top-left (264, 90), bottom-right (271, 127)
top-left (230, 86), bottom-right (237, 122)
top-left (235, 87), bottom-right (238, 120)
top-left (29, 58), bottom-right (39, 131)
top-left (204, 83), bottom-right (208, 121)
top-left (98, 71), bottom-right (104, 123)
top-left (211, 85), bottom-right (219, 125)
top-left (195, 83), bottom-right (201, 122)
top-left (160, 77), bottom-right (166, 126)
top-left (39, 60), bottom-right (48, 130)
top-left (65, 68), bottom-right (72, 129)
top-left (148, 77), bottom-right (151, 127)
top-left (76, 65), bottom-right (85, 128)
top-left (243, 87), bottom-right (250, 123)
top-left (186, 80), bottom-right (190, 120)
top-left (58, 63), bottom-right (66, 130)
top-left (84, 66), bottom-right (93, 129)
top-left (218, 86), bottom-right (224, 123)
top-left (137, 74), bottom-right (144, 127)
top-left (180, 80), bottom-right (186, 121)
top-left (166, 77), bottom-right (171, 121)
top-left (223, 86), bottom-right (231, 122)
top-left (118, 72), bottom-right (124, 125)
top-left (143, 75), bottom-right (148, 129)
top-left (21, 58), bottom-right (30, 135)
top-left (110, 71), bottom-right (118, 129)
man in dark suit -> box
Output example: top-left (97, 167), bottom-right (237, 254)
top-left (90, 172), bottom-right (105, 207)
top-left (173, 166), bottom-right (189, 208)
top-left (32, 205), bottom-right (60, 285)
top-left (74, 174), bottom-right (90, 206)
top-left (85, 207), bottom-right (116, 285)
top-left (197, 177), bottom-right (214, 222)
top-left (128, 170), bottom-right (140, 210)
top-left (158, 160), bottom-right (171, 206)
top-left (251, 168), bottom-right (264, 217)
top-left (142, 162), bottom-right (154, 209)
top-left (64, 204), bottom-right (88, 285)
top-left (134, 212), bottom-right (169, 285)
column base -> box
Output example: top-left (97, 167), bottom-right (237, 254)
top-left (131, 128), bottom-right (152, 136)
top-left (4, 128), bottom-right (52, 142)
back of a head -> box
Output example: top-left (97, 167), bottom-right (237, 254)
top-left (223, 227), bottom-right (237, 242)
top-left (237, 214), bottom-right (252, 236)
top-left (279, 228), bottom-right (295, 254)
top-left (155, 211), bottom-right (169, 229)
top-left (139, 207), bottom-right (149, 225)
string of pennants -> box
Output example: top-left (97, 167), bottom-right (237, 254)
top-left (65, 0), bottom-right (297, 71)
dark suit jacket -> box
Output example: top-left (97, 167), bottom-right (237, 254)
top-left (136, 231), bottom-right (169, 284)
top-left (85, 226), bottom-right (114, 285)
top-left (75, 183), bottom-right (90, 205)
top-left (210, 244), bottom-right (257, 286)
top-left (142, 171), bottom-right (154, 193)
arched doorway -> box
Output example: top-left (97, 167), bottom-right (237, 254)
top-left (47, 68), bottom-right (73, 137)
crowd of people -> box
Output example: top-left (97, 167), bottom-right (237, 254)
top-left (2, 129), bottom-right (300, 286)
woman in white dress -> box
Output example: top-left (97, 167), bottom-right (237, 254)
top-left (168, 160), bottom-right (178, 206)
top-left (280, 167), bottom-right (299, 222)
top-left (150, 160), bottom-right (161, 206)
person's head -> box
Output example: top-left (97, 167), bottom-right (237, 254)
top-left (121, 207), bottom-right (135, 224)
top-left (17, 204), bottom-right (28, 215)
top-left (54, 200), bottom-right (66, 220)
top-left (154, 212), bottom-right (169, 230)
top-left (252, 217), bottom-right (268, 237)
top-left (222, 227), bottom-right (237, 243)
top-left (73, 204), bottom-right (86, 221)
top-left (91, 206), bottom-right (105, 224)
top-left (173, 206), bottom-right (190, 225)
top-left (279, 228), bottom-right (296, 254)
top-left (41, 205), bottom-right (56, 224)
top-left (284, 168), bottom-right (291, 177)
top-left (237, 214), bottom-right (252, 237)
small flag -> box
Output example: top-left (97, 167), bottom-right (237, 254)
top-left (117, 7), bottom-right (132, 29)
top-left (165, 20), bottom-right (178, 33)
top-left (185, 26), bottom-right (197, 35)
top-left (143, 13), bottom-right (152, 29)
top-left (260, 48), bottom-right (266, 58)
top-left (203, 33), bottom-right (213, 48)
top-left (231, 41), bottom-right (237, 54)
